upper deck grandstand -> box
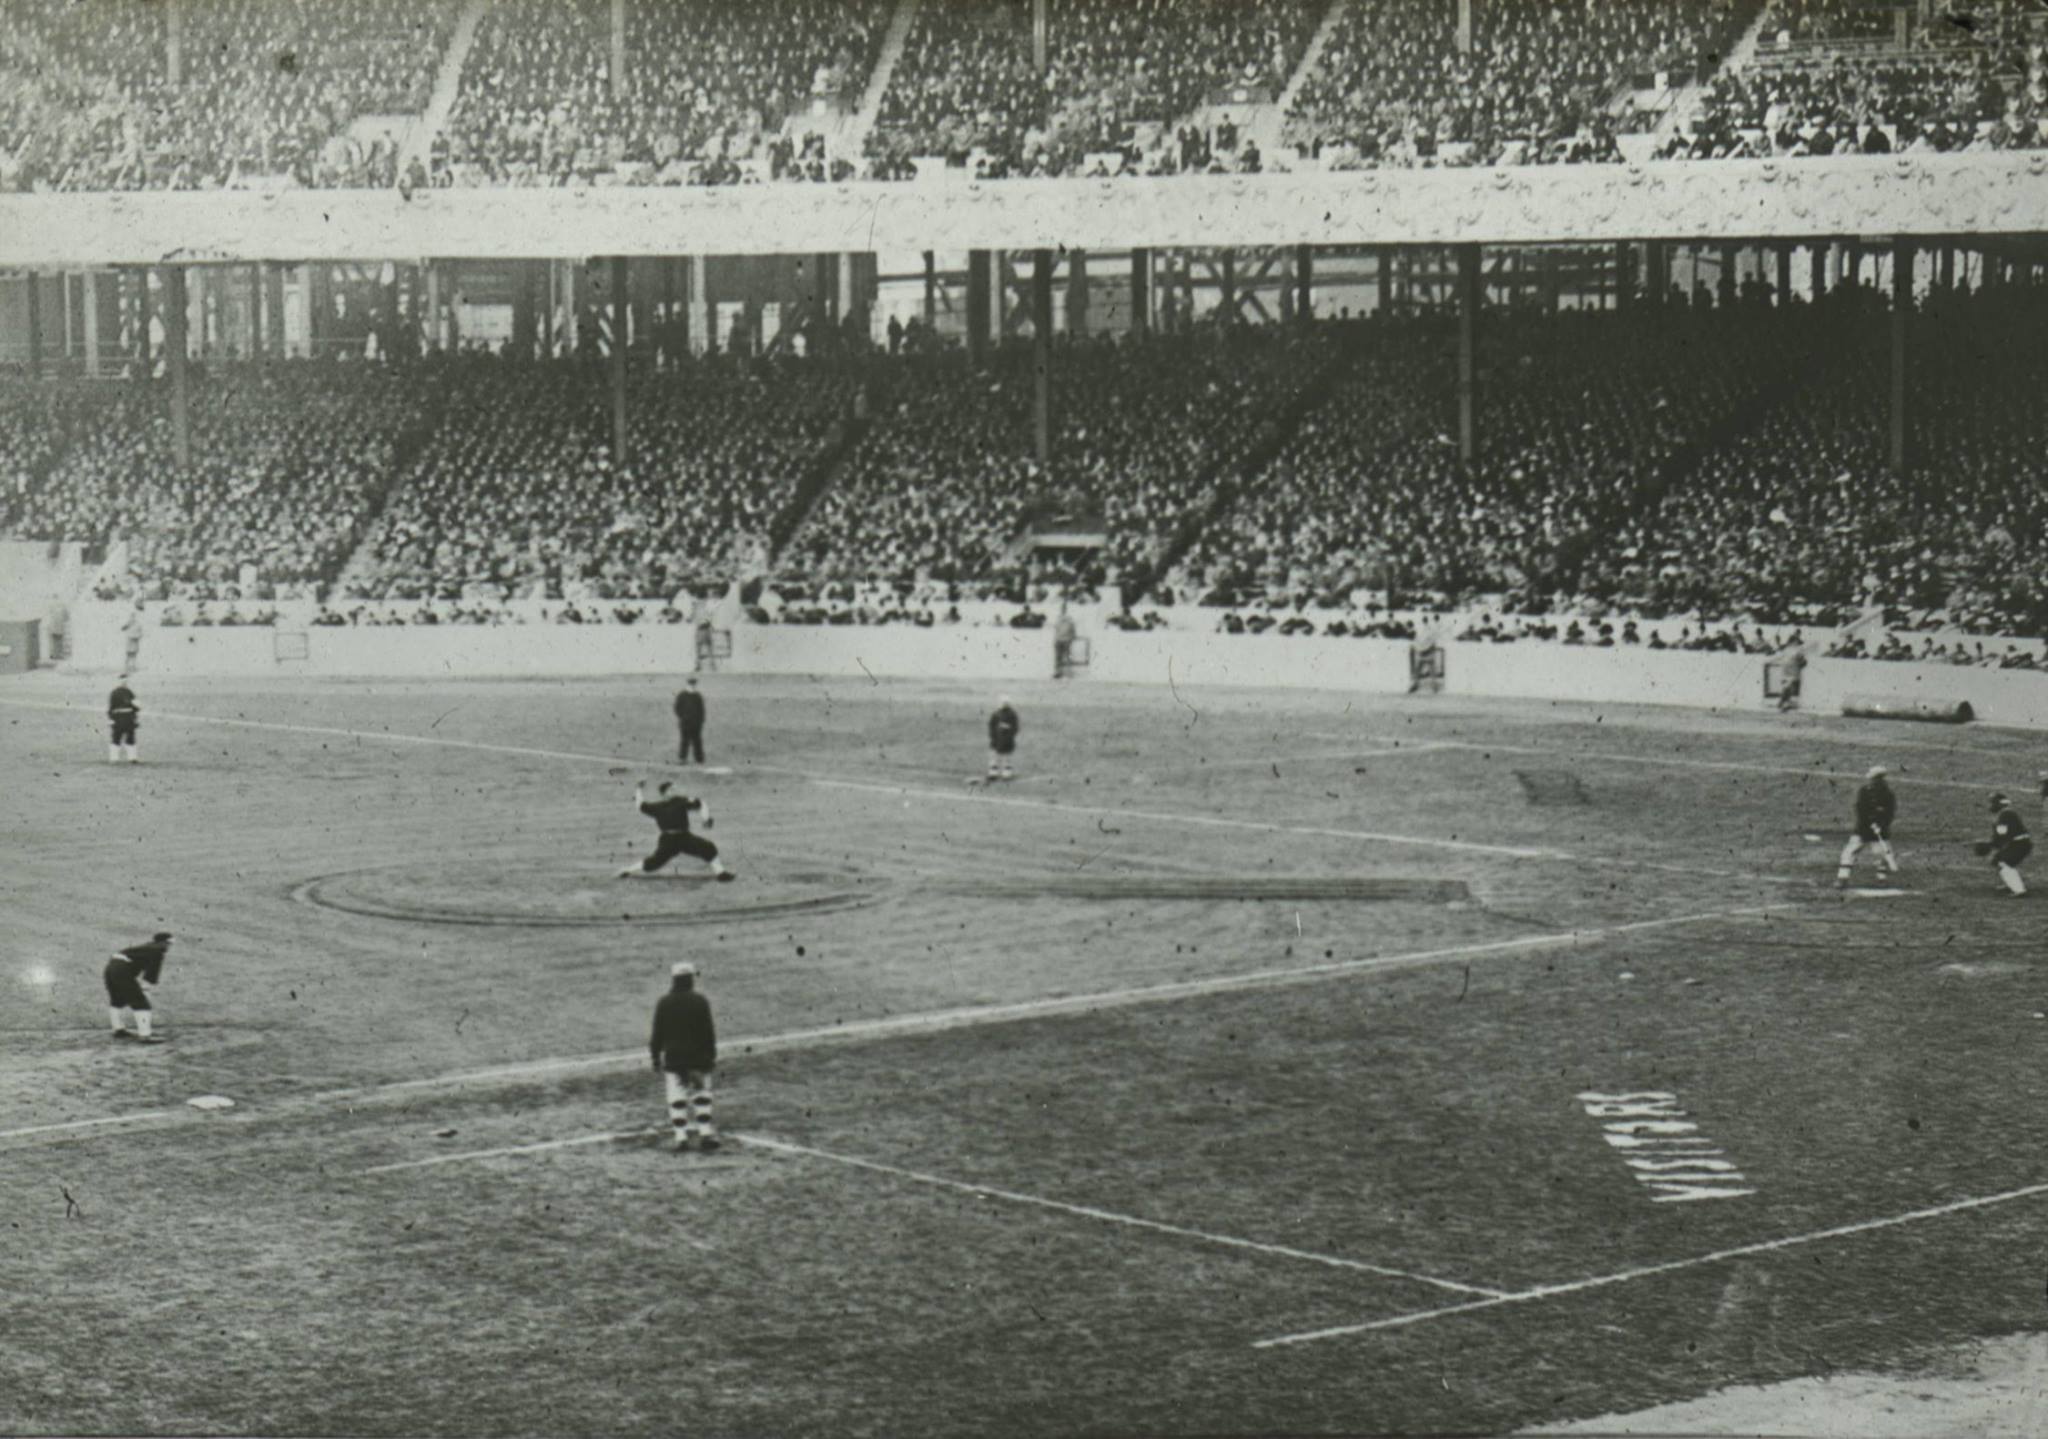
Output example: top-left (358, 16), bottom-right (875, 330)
top-left (3, 0), bottom-right (2039, 193)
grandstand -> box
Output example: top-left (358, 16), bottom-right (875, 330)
top-left (9, 4), bottom-right (2048, 1437)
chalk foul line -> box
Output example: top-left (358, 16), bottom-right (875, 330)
top-left (357, 1127), bottom-right (1508, 1301)
top-left (306, 902), bottom-right (1788, 1108)
top-left (1253, 1177), bottom-right (2048, 1348)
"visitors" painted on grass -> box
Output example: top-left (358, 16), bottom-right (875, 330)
top-left (1577, 1091), bottom-right (1756, 1203)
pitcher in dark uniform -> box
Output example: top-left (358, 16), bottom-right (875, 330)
top-left (620, 780), bottom-right (734, 881)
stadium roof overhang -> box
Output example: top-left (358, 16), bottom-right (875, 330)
top-left (1, 153), bottom-right (2043, 267)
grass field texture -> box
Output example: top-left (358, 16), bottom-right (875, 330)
top-left (4, 670), bottom-right (2047, 1436)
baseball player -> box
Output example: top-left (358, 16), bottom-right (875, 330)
top-left (104, 931), bottom-right (173, 1042)
top-left (986, 696), bottom-right (1020, 783)
top-left (1836, 764), bottom-right (1900, 887)
top-left (650, 960), bottom-right (719, 1153)
top-left (620, 780), bottom-right (734, 881)
top-left (1977, 792), bottom-right (2032, 896)
top-left (108, 676), bottom-right (141, 764)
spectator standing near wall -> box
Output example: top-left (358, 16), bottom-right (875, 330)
top-left (649, 960), bottom-right (719, 1153)
top-left (674, 677), bottom-right (707, 764)
top-left (122, 601), bottom-right (145, 672)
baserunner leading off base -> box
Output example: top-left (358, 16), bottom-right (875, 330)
top-left (620, 780), bottom-right (735, 882)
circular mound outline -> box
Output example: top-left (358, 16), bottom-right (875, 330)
top-left (931, 877), bottom-right (1472, 903)
top-left (292, 870), bottom-right (885, 929)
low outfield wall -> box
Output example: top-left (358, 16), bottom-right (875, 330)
top-left (118, 622), bottom-right (699, 678)
top-left (56, 602), bottom-right (2048, 732)
top-left (1446, 643), bottom-right (1765, 712)
top-left (1804, 658), bottom-right (2048, 730)
top-left (1085, 631), bottom-right (1412, 693)
top-left (735, 623), bottom-right (1049, 682)
top-left (72, 612), bottom-right (1055, 682)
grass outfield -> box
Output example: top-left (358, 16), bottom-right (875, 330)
top-left (4, 669), bottom-right (2047, 1435)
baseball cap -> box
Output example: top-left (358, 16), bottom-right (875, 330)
top-left (1866, 765), bottom-right (1887, 779)
top-left (153, 931), bottom-right (174, 943)
top-left (671, 960), bottom-right (697, 978)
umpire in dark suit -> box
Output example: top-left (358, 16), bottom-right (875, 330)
top-left (674, 677), bottom-right (707, 763)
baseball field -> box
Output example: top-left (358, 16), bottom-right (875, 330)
top-left (4, 669), bottom-right (2045, 1435)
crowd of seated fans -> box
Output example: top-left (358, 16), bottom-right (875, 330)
top-left (5, 0), bottom-right (2043, 190)
top-left (434, 0), bottom-right (881, 187)
top-left (867, 0), bottom-right (1318, 178)
top-left (792, 322), bottom-right (1331, 586)
top-left (1285, 0), bottom-right (1756, 169)
top-left (9, 274), bottom-right (2048, 649)
top-left (1184, 300), bottom-right (1813, 621)
top-left (1663, 0), bottom-right (2047, 157)
top-left (1175, 280), bottom-right (2048, 643)
top-left (4, 360), bottom-right (431, 599)
top-left (346, 351), bottom-right (857, 601)
top-left (1632, 282), bottom-right (2048, 635)
top-left (2, 0), bottom-right (455, 192)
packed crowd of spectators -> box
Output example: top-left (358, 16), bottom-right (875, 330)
top-left (8, 0), bottom-right (2043, 191)
top-left (867, 0), bottom-right (1319, 177)
top-left (346, 352), bottom-right (858, 600)
top-left (434, 0), bottom-right (882, 187)
top-left (1662, 0), bottom-right (2048, 157)
top-left (1182, 302), bottom-right (1813, 615)
top-left (790, 323), bottom-right (1332, 585)
top-left (2, 0), bottom-right (456, 192)
top-left (1634, 283), bottom-right (2048, 635)
top-left (10, 275), bottom-right (2048, 644)
top-left (1172, 279), bottom-right (2048, 641)
top-left (1285, 0), bottom-right (1757, 168)
top-left (3, 360), bottom-right (431, 598)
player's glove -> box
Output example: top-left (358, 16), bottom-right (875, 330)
top-left (1974, 841), bottom-right (1992, 857)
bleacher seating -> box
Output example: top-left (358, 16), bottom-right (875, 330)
top-left (1, 0), bottom-right (457, 192)
top-left (1285, 0), bottom-right (1760, 168)
top-left (434, 0), bottom-right (886, 187)
top-left (1664, 0), bottom-right (2047, 157)
top-left (2, 361), bottom-right (432, 597)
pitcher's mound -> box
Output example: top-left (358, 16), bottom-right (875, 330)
top-left (295, 860), bottom-right (884, 928)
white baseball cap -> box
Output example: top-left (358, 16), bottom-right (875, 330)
top-left (671, 960), bottom-right (697, 978)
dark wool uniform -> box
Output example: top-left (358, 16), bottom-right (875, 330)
top-left (1991, 803), bottom-right (2032, 869)
top-left (638, 793), bottom-right (717, 872)
top-left (986, 702), bottom-right (1020, 781)
top-left (650, 986), bottom-right (717, 1075)
top-left (1854, 779), bottom-right (1896, 841)
top-left (988, 705), bottom-right (1020, 757)
top-left (103, 939), bottom-right (166, 1011)
top-left (108, 684), bottom-right (139, 746)
top-left (674, 685), bottom-right (707, 764)
top-left (651, 976), bottom-right (718, 1149)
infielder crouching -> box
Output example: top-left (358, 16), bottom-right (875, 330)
top-left (105, 931), bottom-right (173, 1043)
top-left (650, 960), bottom-right (718, 1153)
